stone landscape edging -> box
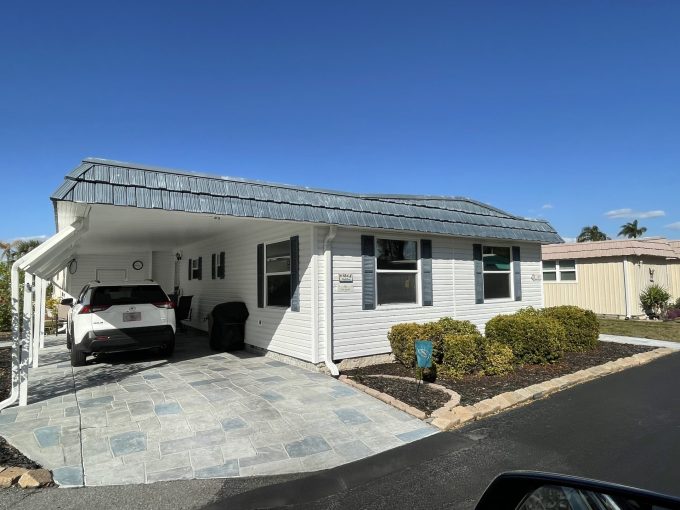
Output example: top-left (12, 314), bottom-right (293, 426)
top-left (0, 467), bottom-right (54, 489)
top-left (339, 347), bottom-right (675, 431)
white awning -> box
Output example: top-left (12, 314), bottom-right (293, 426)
top-left (15, 221), bottom-right (84, 279)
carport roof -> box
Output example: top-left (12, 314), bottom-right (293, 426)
top-left (51, 158), bottom-right (563, 243)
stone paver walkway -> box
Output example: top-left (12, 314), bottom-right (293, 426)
top-left (0, 333), bottom-right (435, 487)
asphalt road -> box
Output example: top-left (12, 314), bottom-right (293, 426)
top-left (2, 352), bottom-right (679, 510)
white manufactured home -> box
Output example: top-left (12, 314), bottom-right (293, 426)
top-left (8, 158), bottom-right (561, 405)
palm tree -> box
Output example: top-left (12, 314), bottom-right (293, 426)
top-left (0, 241), bottom-right (12, 262)
top-left (0, 239), bottom-right (42, 263)
top-left (618, 220), bottom-right (647, 239)
top-left (577, 226), bottom-right (610, 242)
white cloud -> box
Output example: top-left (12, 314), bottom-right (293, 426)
top-left (604, 208), bottom-right (665, 219)
top-left (666, 222), bottom-right (680, 231)
top-left (9, 234), bottom-right (48, 242)
top-left (541, 203), bottom-right (554, 209)
top-left (561, 236), bottom-right (577, 243)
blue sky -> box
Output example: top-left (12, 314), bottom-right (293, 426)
top-left (2, 1), bottom-right (680, 242)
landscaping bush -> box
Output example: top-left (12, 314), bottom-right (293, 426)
top-left (388, 323), bottom-right (424, 367)
top-left (479, 340), bottom-right (515, 376)
top-left (421, 317), bottom-right (480, 363)
top-left (485, 309), bottom-right (566, 364)
top-left (438, 333), bottom-right (483, 379)
top-left (640, 284), bottom-right (671, 319)
top-left (541, 305), bottom-right (599, 352)
top-left (665, 308), bottom-right (680, 321)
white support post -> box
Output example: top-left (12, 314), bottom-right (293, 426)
top-left (39, 278), bottom-right (47, 349)
top-left (32, 277), bottom-right (44, 368)
top-left (19, 275), bottom-right (33, 406)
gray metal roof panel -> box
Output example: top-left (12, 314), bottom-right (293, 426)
top-left (51, 159), bottom-right (563, 244)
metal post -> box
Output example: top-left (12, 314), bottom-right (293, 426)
top-left (19, 275), bottom-right (33, 406)
top-left (39, 278), bottom-right (47, 349)
top-left (32, 277), bottom-right (44, 368)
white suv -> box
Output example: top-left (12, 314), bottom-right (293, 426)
top-left (62, 281), bottom-right (176, 366)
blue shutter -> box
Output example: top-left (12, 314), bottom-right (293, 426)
top-left (219, 251), bottom-right (225, 279)
top-left (290, 236), bottom-right (300, 312)
top-left (512, 246), bottom-right (522, 301)
top-left (257, 244), bottom-right (264, 308)
top-left (361, 235), bottom-right (375, 310)
top-left (188, 258), bottom-right (192, 281)
top-left (473, 244), bottom-right (484, 304)
top-left (421, 239), bottom-right (433, 306)
top-left (211, 254), bottom-right (216, 280)
top-left (197, 257), bottom-right (203, 280)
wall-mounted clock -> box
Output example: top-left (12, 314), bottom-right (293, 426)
top-left (132, 260), bottom-right (144, 271)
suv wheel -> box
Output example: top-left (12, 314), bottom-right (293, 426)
top-left (70, 346), bottom-right (87, 367)
top-left (66, 327), bottom-right (72, 350)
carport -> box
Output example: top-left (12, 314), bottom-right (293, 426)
top-left (3, 158), bottom-right (337, 411)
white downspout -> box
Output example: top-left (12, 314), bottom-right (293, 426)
top-left (323, 226), bottom-right (339, 377)
top-left (310, 226), bottom-right (319, 364)
top-left (623, 256), bottom-right (631, 319)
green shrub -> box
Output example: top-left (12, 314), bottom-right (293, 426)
top-left (541, 306), bottom-right (599, 352)
top-left (388, 323), bottom-right (424, 367)
top-left (438, 333), bottom-right (483, 379)
top-left (420, 317), bottom-right (479, 363)
top-left (640, 284), bottom-right (671, 319)
top-left (485, 309), bottom-right (565, 364)
top-left (479, 340), bottom-right (515, 376)
top-left (0, 262), bottom-right (10, 332)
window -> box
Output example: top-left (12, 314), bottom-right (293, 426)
top-left (482, 246), bottom-right (512, 300)
top-left (265, 240), bottom-right (291, 307)
top-left (543, 260), bottom-right (577, 282)
top-left (376, 239), bottom-right (418, 305)
top-left (212, 252), bottom-right (225, 280)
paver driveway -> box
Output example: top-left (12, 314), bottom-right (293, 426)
top-left (0, 333), bottom-right (435, 486)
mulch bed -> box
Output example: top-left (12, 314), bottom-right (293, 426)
top-left (345, 342), bottom-right (654, 409)
top-left (0, 437), bottom-right (41, 470)
top-left (353, 376), bottom-right (450, 415)
top-left (0, 343), bottom-right (43, 471)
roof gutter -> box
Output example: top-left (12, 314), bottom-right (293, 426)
top-left (323, 226), bottom-right (339, 377)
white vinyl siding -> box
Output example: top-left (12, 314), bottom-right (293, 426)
top-left (177, 219), bottom-right (313, 362)
top-left (65, 252), bottom-right (152, 297)
top-left (330, 229), bottom-right (544, 359)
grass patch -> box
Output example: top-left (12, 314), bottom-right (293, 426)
top-left (599, 318), bottom-right (680, 342)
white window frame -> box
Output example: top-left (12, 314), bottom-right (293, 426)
top-left (375, 237), bottom-right (420, 308)
top-left (543, 259), bottom-right (577, 283)
top-left (264, 239), bottom-right (291, 308)
top-left (482, 245), bottom-right (514, 302)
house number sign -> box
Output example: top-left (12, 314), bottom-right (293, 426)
top-left (338, 274), bottom-right (353, 283)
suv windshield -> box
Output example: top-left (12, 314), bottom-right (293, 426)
top-left (90, 285), bottom-right (168, 306)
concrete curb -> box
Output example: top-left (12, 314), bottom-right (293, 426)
top-left (339, 348), bottom-right (675, 431)
top-left (431, 347), bottom-right (675, 431)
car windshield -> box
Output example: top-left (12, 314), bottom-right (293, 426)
top-left (90, 285), bottom-right (168, 306)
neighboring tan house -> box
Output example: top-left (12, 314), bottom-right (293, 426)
top-left (542, 238), bottom-right (680, 318)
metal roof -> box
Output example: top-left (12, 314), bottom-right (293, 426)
top-left (51, 158), bottom-right (563, 243)
top-left (543, 237), bottom-right (680, 261)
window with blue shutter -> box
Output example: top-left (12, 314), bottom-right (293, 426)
top-left (290, 236), bottom-right (300, 312)
top-left (361, 235), bottom-right (375, 310)
top-left (473, 244), bottom-right (484, 304)
top-left (512, 246), bottom-right (522, 301)
top-left (257, 244), bottom-right (264, 308)
top-left (421, 239), bottom-right (433, 306)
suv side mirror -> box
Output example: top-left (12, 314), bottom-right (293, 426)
top-left (476, 471), bottom-right (680, 510)
top-left (60, 298), bottom-right (74, 306)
